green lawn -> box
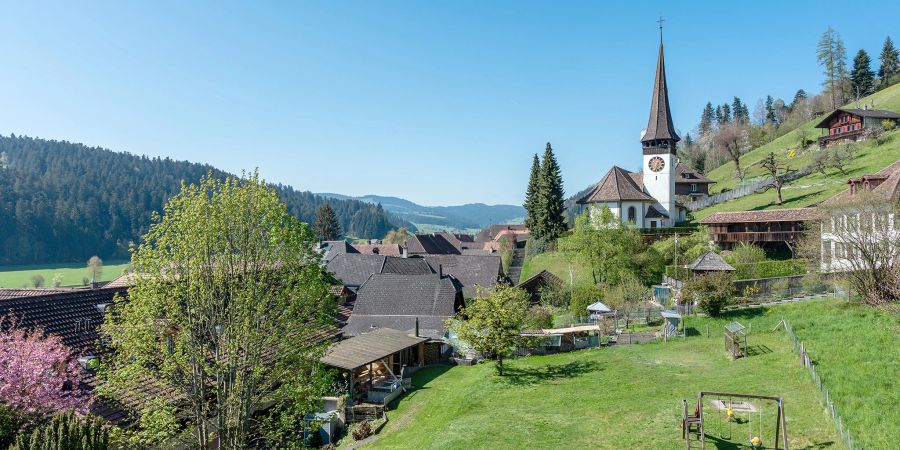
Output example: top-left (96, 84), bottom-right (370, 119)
top-left (0, 260), bottom-right (130, 288)
top-left (351, 298), bottom-right (896, 450)
top-left (693, 83), bottom-right (900, 221)
top-left (519, 251), bottom-right (588, 286)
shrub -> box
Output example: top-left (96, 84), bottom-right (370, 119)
top-left (568, 284), bottom-right (604, 317)
top-left (524, 305), bottom-right (553, 330)
top-left (0, 406), bottom-right (21, 449)
top-left (538, 283), bottom-right (570, 308)
top-left (681, 273), bottom-right (734, 317)
top-left (882, 119), bottom-right (897, 131)
top-left (9, 410), bottom-right (108, 450)
top-left (351, 420), bottom-right (372, 441)
top-left (524, 236), bottom-right (553, 258)
top-left (29, 274), bottom-right (44, 288)
top-left (801, 272), bottom-right (829, 295)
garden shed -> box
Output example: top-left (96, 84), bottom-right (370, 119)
top-left (688, 251), bottom-right (735, 277)
top-left (321, 328), bottom-right (427, 405)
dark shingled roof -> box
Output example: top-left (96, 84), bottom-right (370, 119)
top-left (675, 163), bottom-right (714, 184)
top-left (344, 273), bottom-right (463, 339)
top-left (322, 240), bottom-right (360, 262)
top-left (421, 254), bottom-right (504, 298)
top-left (351, 243), bottom-right (402, 256)
top-left (814, 108), bottom-right (900, 128)
top-left (326, 254), bottom-right (432, 288)
top-left (0, 288), bottom-right (79, 300)
top-left (0, 287), bottom-right (127, 353)
top-left (577, 166), bottom-right (656, 203)
top-left (645, 204), bottom-right (669, 219)
top-left (700, 208), bottom-right (821, 224)
top-left (406, 233), bottom-right (461, 255)
top-left (321, 328), bottom-right (427, 370)
top-left (688, 251), bottom-right (735, 272)
top-left (641, 38), bottom-right (680, 143)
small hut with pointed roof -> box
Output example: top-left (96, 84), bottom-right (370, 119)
top-left (688, 251), bottom-right (735, 277)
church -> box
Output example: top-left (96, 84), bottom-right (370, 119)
top-left (577, 33), bottom-right (711, 228)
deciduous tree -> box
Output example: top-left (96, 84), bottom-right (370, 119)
top-left (451, 285), bottom-right (529, 376)
top-left (559, 207), bottom-right (641, 285)
top-left (0, 317), bottom-right (91, 421)
top-left (86, 256), bottom-right (103, 283)
top-left (759, 152), bottom-right (791, 205)
top-left (102, 171), bottom-right (335, 449)
top-left (383, 227), bottom-right (412, 245)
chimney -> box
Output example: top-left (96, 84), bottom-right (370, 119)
top-left (415, 317), bottom-right (420, 337)
top-left (438, 264), bottom-right (443, 278)
top-left (401, 247), bottom-right (408, 258)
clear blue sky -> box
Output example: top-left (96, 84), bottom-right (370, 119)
top-left (0, 1), bottom-right (896, 205)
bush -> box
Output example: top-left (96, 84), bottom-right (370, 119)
top-left (801, 272), bottom-right (829, 295)
top-left (29, 274), bottom-right (44, 288)
top-left (0, 406), bottom-right (21, 449)
top-left (538, 283), bottom-right (570, 308)
top-left (350, 420), bottom-right (372, 441)
top-left (732, 260), bottom-right (806, 280)
top-left (524, 236), bottom-right (554, 258)
top-left (9, 410), bottom-right (108, 450)
top-left (524, 305), bottom-right (553, 330)
top-left (682, 273), bottom-right (734, 317)
top-left (882, 119), bottom-right (897, 131)
top-left (568, 284), bottom-right (604, 317)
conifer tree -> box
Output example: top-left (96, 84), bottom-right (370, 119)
top-left (850, 49), bottom-right (876, 98)
top-left (791, 89), bottom-right (807, 109)
top-left (534, 143), bottom-right (566, 240)
top-left (523, 153), bottom-right (541, 234)
top-left (313, 204), bottom-right (341, 241)
top-left (720, 103), bottom-right (732, 124)
top-left (817, 27), bottom-right (849, 109)
top-left (879, 36), bottom-right (899, 87)
top-left (765, 95), bottom-right (777, 124)
top-left (699, 102), bottom-right (715, 135)
top-left (731, 97), bottom-right (747, 124)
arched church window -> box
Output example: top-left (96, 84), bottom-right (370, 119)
top-left (627, 206), bottom-right (636, 224)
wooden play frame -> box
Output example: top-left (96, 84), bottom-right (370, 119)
top-left (682, 391), bottom-right (789, 450)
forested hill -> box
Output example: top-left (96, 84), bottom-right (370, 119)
top-left (0, 134), bottom-right (409, 265)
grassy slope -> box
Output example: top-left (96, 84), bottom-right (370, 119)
top-left (0, 261), bottom-right (130, 288)
top-left (365, 319), bottom-right (840, 449)
top-left (519, 251), bottom-right (591, 286)
top-left (361, 299), bottom-right (896, 450)
top-left (694, 84), bottom-right (900, 221)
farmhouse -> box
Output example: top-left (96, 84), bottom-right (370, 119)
top-left (577, 35), bottom-right (700, 227)
top-left (814, 107), bottom-right (900, 147)
top-left (420, 254), bottom-right (505, 299)
top-left (700, 208), bottom-right (821, 251)
top-left (342, 272), bottom-right (464, 348)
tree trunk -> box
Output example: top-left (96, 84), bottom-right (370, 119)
top-left (496, 356), bottom-right (504, 376)
top-left (775, 182), bottom-right (783, 205)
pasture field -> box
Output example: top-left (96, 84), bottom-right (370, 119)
top-left (350, 298), bottom-right (896, 449)
top-left (0, 260), bottom-right (130, 288)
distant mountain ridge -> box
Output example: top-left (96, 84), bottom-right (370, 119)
top-left (0, 134), bottom-right (410, 265)
top-left (318, 193), bottom-right (525, 232)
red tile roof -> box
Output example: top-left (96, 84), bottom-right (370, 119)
top-left (700, 208), bottom-right (821, 224)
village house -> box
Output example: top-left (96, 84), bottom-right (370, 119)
top-left (419, 254), bottom-right (506, 299)
top-left (341, 273), bottom-right (464, 362)
top-left (405, 232), bottom-right (494, 256)
top-left (577, 35), bottom-right (700, 228)
top-left (819, 159), bottom-right (900, 272)
top-left (325, 253), bottom-right (433, 291)
top-left (700, 208), bottom-right (821, 252)
top-left (814, 107), bottom-right (900, 148)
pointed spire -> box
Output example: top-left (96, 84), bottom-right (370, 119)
top-left (642, 31), bottom-right (680, 146)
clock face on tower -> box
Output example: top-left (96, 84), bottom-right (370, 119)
top-left (648, 156), bottom-right (665, 172)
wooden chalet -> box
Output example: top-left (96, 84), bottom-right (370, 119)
top-left (814, 108), bottom-right (900, 147)
top-left (700, 208), bottom-right (821, 250)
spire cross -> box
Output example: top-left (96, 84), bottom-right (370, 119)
top-left (657, 16), bottom-right (665, 37)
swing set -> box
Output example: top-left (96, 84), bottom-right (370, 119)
top-left (681, 391), bottom-right (789, 449)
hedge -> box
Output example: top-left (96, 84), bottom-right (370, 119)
top-left (666, 259), bottom-right (807, 281)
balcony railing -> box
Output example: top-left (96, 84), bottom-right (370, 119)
top-left (818, 128), bottom-right (864, 146)
top-left (711, 231), bottom-right (804, 243)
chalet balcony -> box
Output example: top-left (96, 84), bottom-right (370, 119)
top-left (818, 128), bottom-right (864, 147)
top-left (710, 231), bottom-right (805, 243)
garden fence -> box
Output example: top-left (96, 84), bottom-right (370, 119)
top-left (685, 166), bottom-right (812, 211)
top-left (780, 319), bottom-right (859, 450)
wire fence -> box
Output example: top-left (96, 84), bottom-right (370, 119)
top-left (686, 166), bottom-right (812, 211)
top-left (780, 319), bottom-right (859, 450)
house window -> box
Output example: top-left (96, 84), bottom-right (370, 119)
top-left (690, 183), bottom-right (697, 192)
top-left (822, 240), bottom-right (832, 264)
top-left (650, 221), bottom-right (657, 229)
top-left (627, 206), bottom-right (636, 224)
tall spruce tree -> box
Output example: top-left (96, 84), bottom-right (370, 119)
top-left (313, 204), bottom-right (341, 241)
top-left (879, 36), bottom-right (899, 87)
top-left (534, 143), bottom-right (566, 240)
top-left (732, 97), bottom-right (747, 124)
top-left (791, 89), bottom-right (807, 109)
top-left (765, 95), bottom-right (777, 124)
top-left (523, 153), bottom-right (541, 234)
top-left (699, 102), bottom-right (715, 136)
top-left (851, 49), bottom-right (876, 98)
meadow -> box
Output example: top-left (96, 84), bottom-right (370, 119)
top-left (0, 260), bottom-right (130, 288)
top-left (351, 298), bottom-right (896, 449)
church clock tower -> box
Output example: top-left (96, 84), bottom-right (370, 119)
top-left (641, 30), bottom-right (679, 226)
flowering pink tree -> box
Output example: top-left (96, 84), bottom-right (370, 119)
top-left (0, 316), bottom-right (92, 419)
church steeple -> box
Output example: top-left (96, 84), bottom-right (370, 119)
top-left (641, 29), bottom-right (680, 154)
